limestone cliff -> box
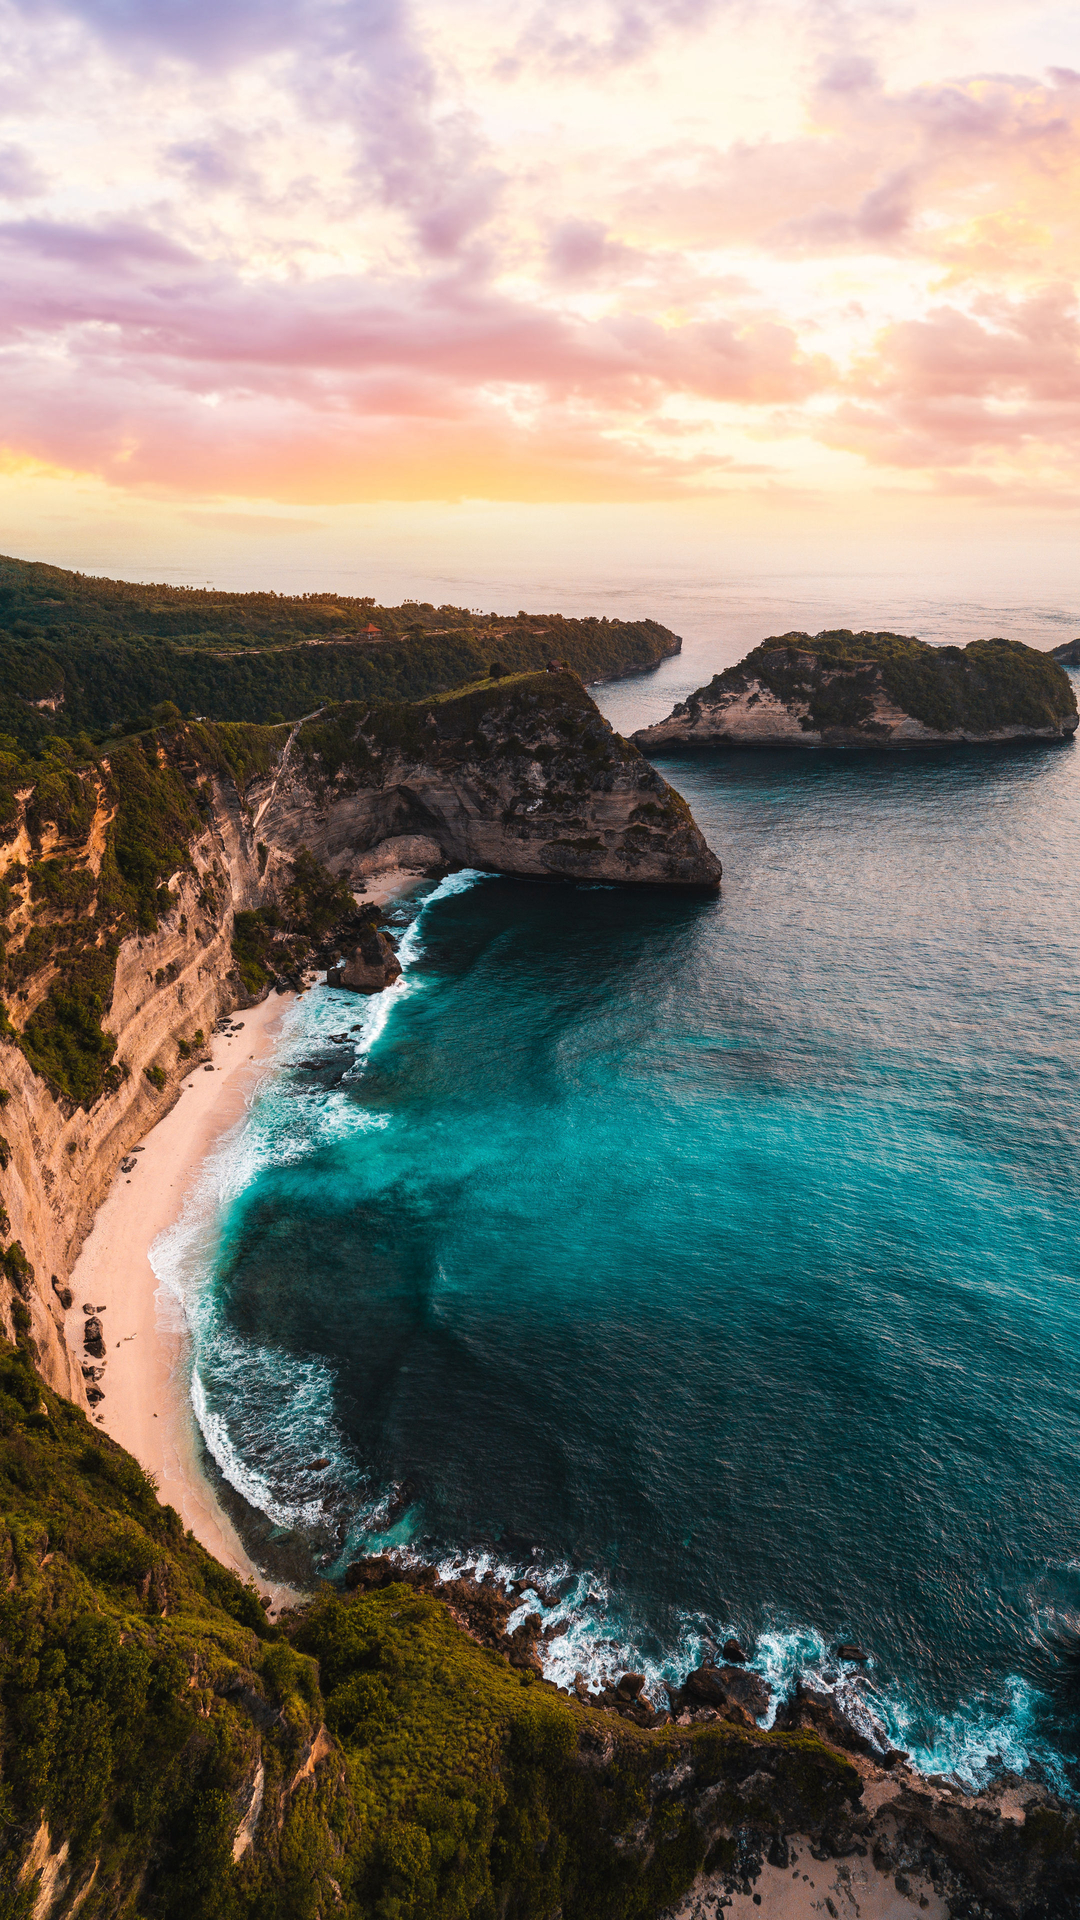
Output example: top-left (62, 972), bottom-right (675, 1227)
top-left (0, 671), bottom-right (719, 1405)
top-left (634, 632), bottom-right (1080, 752)
top-left (257, 671), bottom-right (722, 890)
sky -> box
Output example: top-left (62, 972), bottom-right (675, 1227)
top-left (1, 0), bottom-right (1079, 597)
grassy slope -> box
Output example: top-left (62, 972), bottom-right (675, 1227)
top-left (0, 555), bottom-right (678, 753)
top-left (689, 632), bottom-right (1078, 736)
top-left (0, 1329), bottom-right (873, 1920)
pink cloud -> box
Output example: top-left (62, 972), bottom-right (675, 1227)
top-left (620, 67), bottom-right (1080, 261)
top-left (823, 290), bottom-right (1080, 469)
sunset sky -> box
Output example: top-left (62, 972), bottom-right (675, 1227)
top-left (2, 0), bottom-right (1079, 591)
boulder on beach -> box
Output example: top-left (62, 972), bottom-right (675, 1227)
top-left (83, 1316), bottom-right (106, 1359)
top-left (327, 926), bottom-right (402, 994)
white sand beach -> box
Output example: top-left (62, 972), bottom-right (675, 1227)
top-left (67, 990), bottom-right (299, 1607)
top-left (65, 867), bottom-right (427, 1611)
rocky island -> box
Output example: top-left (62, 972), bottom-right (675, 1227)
top-left (633, 632), bottom-right (1079, 752)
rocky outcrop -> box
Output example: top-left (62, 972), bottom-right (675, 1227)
top-left (330, 1554), bottom-right (1080, 1918)
top-left (257, 671), bottom-right (722, 890)
top-left (675, 1662), bottom-right (772, 1726)
top-left (1051, 638), bottom-right (1080, 667)
top-left (354, 832), bottom-right (444, 879)
top-left (326, 927), bottom-right (402, 994)
top-left (635, 632), bottom-right (1080, 751)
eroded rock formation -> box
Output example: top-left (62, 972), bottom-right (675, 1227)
top-left (634, 632), bottom-right (1079, 752)
top-left (258, 670), bottom-right (722, 890)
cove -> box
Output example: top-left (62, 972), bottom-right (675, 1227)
top-left (158, 723), bottom-right (1080, 1790)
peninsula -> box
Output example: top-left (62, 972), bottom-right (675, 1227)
top-left (633, 632), bottom-right (1079, 752)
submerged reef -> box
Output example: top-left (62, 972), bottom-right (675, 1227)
top-left (633, 633), bottom-right (1079, 751)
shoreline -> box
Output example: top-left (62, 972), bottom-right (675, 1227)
top-left (68, 989), bottom-right (303, 1609)
top-left (66, 865), bottom-right (429, 1610)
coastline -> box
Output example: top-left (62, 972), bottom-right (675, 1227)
top-left (66, 864), bottom-right (429, 1612)
top-left (67, 989), bottom-right (301, 1607)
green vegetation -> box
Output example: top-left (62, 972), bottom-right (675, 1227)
top-left (0, 1329), bottom-right (877, 1920)
top-left (0, 553), bottom-right (678, 753)
top-left (0, 727), bottom-right (201, 1105)
top-left (231, 851), bottom-right (367, 996)
top-left (296, 671), bottom-right (636, 797)
top-left (687, 631), bottom-right (1078, 737)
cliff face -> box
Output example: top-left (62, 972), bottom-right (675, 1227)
top-left (258, 671), bottom-right (722, 891)
top-left (634, 633), bottom-right (1080, 752)
top-left (0, 775), bottom-right (263, 1402)
top-left (0, 672), bottom-right (718, 1405)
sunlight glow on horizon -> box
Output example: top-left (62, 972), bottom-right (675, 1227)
top-left (1, 0), bottom-right (1078, 575)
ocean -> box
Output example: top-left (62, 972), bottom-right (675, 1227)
top-left (150, 594), bottom-right (1080, 1792)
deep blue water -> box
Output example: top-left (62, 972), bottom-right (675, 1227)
top-left (155, 670), bottom-right (1080, 1789)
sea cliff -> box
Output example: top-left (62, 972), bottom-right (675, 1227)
top-left (633, 633), bottom-right (1079, 752)
top-left (0, 670), bottom-right (718, 1407)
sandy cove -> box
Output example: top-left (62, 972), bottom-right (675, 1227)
top-left (65, 866), bottom-right (426, 1612)
top-left (67, 989), bottom-right (300, 1608)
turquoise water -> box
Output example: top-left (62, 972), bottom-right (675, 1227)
top-left (153, 671), bottom-right (1080, 1790)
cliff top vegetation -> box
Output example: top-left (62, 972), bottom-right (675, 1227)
top-left (0, 553), bottom-right (679, 753)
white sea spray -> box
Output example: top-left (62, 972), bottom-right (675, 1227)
top-left (152, 859), bottom-right (1066, 1801)
top-left (150, 870), bottom-right (490, 1536)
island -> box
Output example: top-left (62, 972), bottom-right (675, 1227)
top-left (632, 631), bottom-right (1079, 752)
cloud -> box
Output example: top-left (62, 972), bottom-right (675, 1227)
top-left (497, 0), bottom-right (725, 77)
top-left (821, 289), bottom-right (1080, 472)
top-left (545, 218), bottom-right (643, 282)
top-left (619, 66), bottom-right (1080, 269)
top-left (11, 0), bottom-right (505, 257)
top-left (0, 200), bottom-right (828, 499)
top-left (0, 143), bottom-right (49, 199)
top-left (2, 0), bottom-right (1079, 509)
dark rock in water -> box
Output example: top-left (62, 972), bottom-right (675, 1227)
top-left (774, 1680), bottom-right (882, 1757)
top-left (616, 1672), bottom-right (646, 1699)
top-left (344, 1555), bottom-right (399, 1591)
top-left (722, 1637), bottom-right (749, 1664)
top-left (835, 1642), bottom-right (868, 1663)
top-left (679, 1664), bottom-right (771, 1723)
top-left (307, 1457), bottom-right (331, 1470)
top-left (326, 926), bottom-right (402, 995)
top-left (85, 1386), bottom-right (104, 1404)
top-left (83, 1316), bottom-right (106, 1359)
